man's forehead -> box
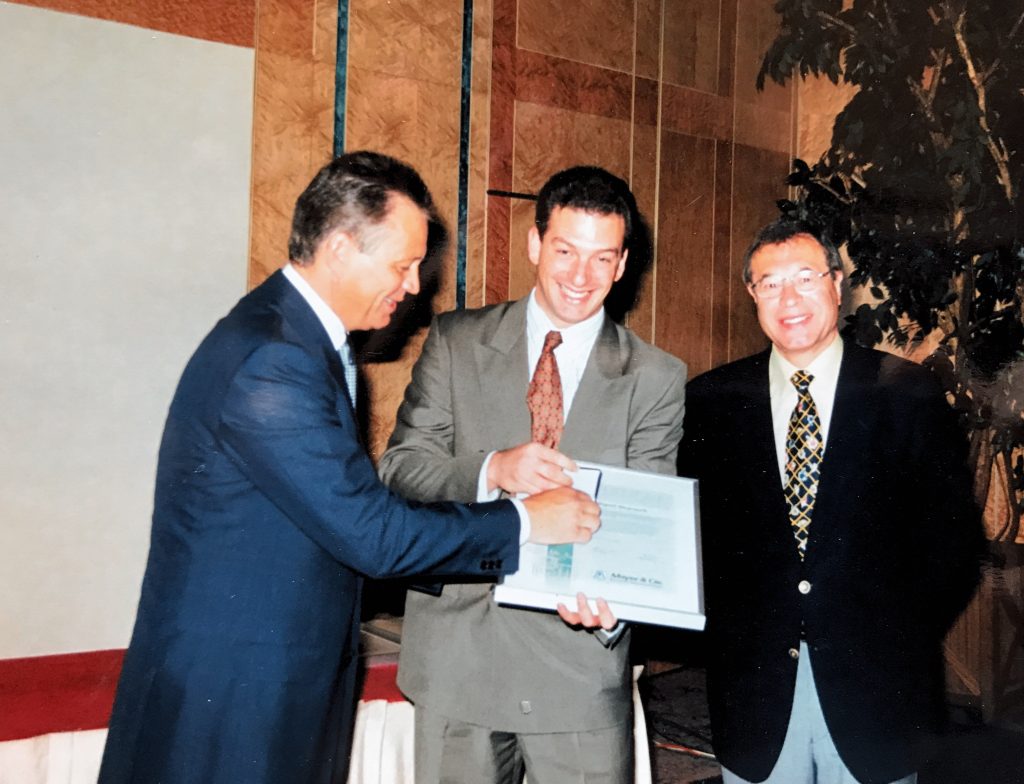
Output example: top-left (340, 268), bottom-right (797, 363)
top-left (753, 234), bottom-right (828, 268)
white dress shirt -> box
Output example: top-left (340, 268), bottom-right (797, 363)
top-left (768, 334), bottom-right (844, 485)
top-left (476, 290), bottom-right (605, 504)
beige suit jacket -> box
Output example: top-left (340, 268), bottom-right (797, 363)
top-left (379, 297), bottom-right (687, 733)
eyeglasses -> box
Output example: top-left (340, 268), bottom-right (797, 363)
top-left (749, 269), bottom-right (833, 298)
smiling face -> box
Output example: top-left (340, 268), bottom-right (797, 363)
top-left (323, 194), bottom-right (428, 331)
top-left (748, 233), bottom-right (843, 367)
top-left (527, 206), bottom-right (627, 328)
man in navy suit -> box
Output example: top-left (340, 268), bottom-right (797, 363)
top-left (681, 219), bottom-right (983, 784)
top-left (98, 151), bottom-right (600, 784)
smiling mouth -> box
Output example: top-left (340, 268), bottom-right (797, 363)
top-left (781, 315), bottom-right (810, 326)
top-left (558, 284), bottom-right (589, 304)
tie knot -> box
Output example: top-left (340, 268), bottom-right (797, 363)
top-left (791, 370), bottom-right (813, 394)
top-left (542, 330), bottom-right (563, 353)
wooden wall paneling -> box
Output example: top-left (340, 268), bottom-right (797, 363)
top-left (627, 105), bottom-right (660, 343)
top-left (710, 140), bottom-right (734, 368)
top-left (510, 100), bottom-right (632, 300)
top-left (465, 0), bottom-right (495, 310)
top-left (634, 0), bottom-right (661, 81)
top-left (732, 0), bottom-right (790, 154)
top-left (517, 0), bottom-right (634, 73)
top-left (661, 83), bottom-right (733, 142)
top-left (716, 0), bottom-right (738, 98)
top-left (660, 0), bottom-right (720, 93)
top-left (727, 142), bottom-right (788, 361)
top-left (249, 0), bottom-right (337, 287)
top-left (6, 0), bottom-right (256, 46)
top-left (344, 0), bottom-right (465, 460)
top-left (484, 0), bottom-right (518, 304)
top-left (654, 131), bottom-right (717, 375)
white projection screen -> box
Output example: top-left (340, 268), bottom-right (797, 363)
top-left (0, 3), bottom-right (255, 657)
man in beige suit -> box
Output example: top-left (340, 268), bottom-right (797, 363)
top-left (379, 166), bottom-right (687, 784)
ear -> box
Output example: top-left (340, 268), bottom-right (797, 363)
top-left (527, 226), bottom-right (542, 267)
top-left (831, 269), bottom-right (844, 299)
top-left (612, 249), bottom-right (628, 282)
top-left (747, 282), bottom-right (758, 303)
top-left (323, 229), bottom-right (358, 275)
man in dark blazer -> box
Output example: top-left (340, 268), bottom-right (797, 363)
top-left (379, 167), bottom-right (687, 783)
top-left (98, 152), bottom-right (600, 784)
top-left (680, 218), bottom-right (983, 784)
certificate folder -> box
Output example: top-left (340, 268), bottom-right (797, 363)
top-left (494, 462), bottom-right (705, 631)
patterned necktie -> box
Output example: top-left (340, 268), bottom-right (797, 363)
top-left (527, 330), bottom-right (564, 448)
top-left (339, 342), bottom-right (357, 408)
top-left (784, 371), bottom-right (822, 560)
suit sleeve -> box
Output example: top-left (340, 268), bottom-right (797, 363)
top-left (379, 317), bottom-right (484, 503)
top-left (217, 340), bottom-right (519, 580)
top-left (625, 356), bottom-right (687, 476)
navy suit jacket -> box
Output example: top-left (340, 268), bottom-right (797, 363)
top-left (99, 271), bottom-right (520, 784)
top-left (681, 342), bottom-right (983, 784)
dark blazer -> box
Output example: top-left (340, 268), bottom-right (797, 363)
top-left (680, 342), bottom-right (983, 784)
top-left (99, 271), bottom-right (520, 784)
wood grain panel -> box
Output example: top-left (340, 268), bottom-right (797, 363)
top-left (249, 0), bottom-right (336, 286)
top-left (508, 101), bottom-right (632, 303)
top-left (485, 0), bottom-right (518, 303)
top-left (717, 0), bottom-right (738, 97)
top-left (347, 0), bottom-right (461, 84)
top-left (654, 131), bottom-right (717, 373)
top-left (515, 49), bottom-right (633, 121)
top-left (625, 120), bottom-right (659, 342)
top-left (661, 0), bottom-right (720, 93)
top-left (344, 0), bottom-right (465, 459)
top-left (661, 82), bottom-right (733, 141)
top-left (7, 0), bottom-right (255, 46)
top-left (517, 0), bottom-right (634, 74)
top-left (710, 140), bottom-right (734, 368)
top-left (635, 0), bottom-right (661, 80)
top-left (727, 143), bottom-right (788, 361)
top-left (465, 0), bottom-right (495, 309)
top-left (733, 0), bottom-right (789, 111)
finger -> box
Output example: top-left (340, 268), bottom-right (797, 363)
top-left (556, 602), bottom-right (581, 625)
top-left (536, 462), bottom-right (573, 486)
top-left (575, 593), bottom-right (597, 626)
top-left (594, 598), bottom-right (617, 630)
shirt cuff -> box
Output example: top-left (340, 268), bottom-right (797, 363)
top-left (477, 451), bottom-right (502, 502)
top-left (510, 498), bottom-right (531, 545)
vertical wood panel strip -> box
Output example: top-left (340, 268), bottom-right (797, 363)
top-left (456, 0), bottom-right (474, 309)
top-left (485, 0), bottom-right (517, 304)
top-left (333, 0), bottom-right (350, 155)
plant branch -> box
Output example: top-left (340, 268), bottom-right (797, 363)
top-left (951, 8), bottom-right (1016, 201)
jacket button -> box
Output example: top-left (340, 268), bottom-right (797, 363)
top-left (789, 647), bottom-right (800, 659)
top-left (798, 580), bottom-right (811, 594)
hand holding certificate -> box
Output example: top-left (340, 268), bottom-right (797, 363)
top-left (494, 462), bottom-right (705, 630)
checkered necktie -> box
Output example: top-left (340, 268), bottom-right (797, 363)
top-left (527, 331), bottom-right (564, 448)
top-left (339, 342), bottom-right (357, 408)
top-left (784, 371), bottom-right (822, 560)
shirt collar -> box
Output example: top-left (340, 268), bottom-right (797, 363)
top-left (525, 289), bottom-right (605, 349)
top-left (282, 263), bottom-right (350, 351)
top-left (769, 332), bottom-right (844, 390)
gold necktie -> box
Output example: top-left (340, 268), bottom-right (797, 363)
top-left (784, 371), bottom-right (822, 559)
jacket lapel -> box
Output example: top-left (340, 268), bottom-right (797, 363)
top-left (560, 317), bottom-right (633, 457)
top-left (269, 270), bottom-right (358, 423)
top-left (473, 299), bottom-right (532, 445)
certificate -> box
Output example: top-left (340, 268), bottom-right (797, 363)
top-left (494, 462), bottom-right (704, 630)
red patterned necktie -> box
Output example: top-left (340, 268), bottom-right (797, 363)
top-left (527, 330), bottom-right (564, 448)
